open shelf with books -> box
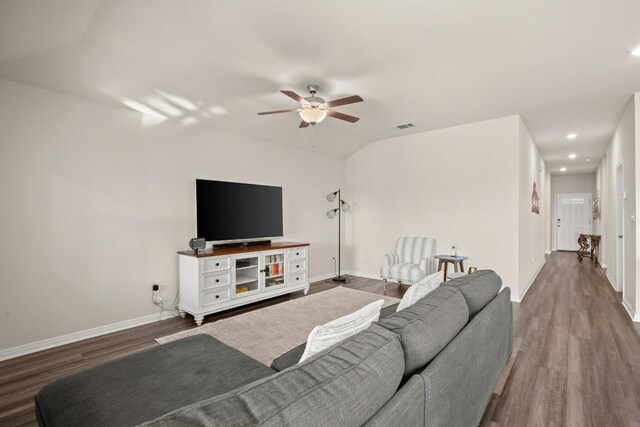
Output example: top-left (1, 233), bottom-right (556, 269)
top-left (235, 256), bottom-right (259, 297)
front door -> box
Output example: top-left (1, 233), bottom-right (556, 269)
top-left (556, 193), bottom-right (592, 251)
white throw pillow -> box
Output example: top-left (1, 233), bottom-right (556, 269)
top-left (396, 270), bottom-right (444, 312)
top-left (299, 299), bottom-right (385, 362)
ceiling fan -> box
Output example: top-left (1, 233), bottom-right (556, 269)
top-left (258, 84), bottom-right (363, 128)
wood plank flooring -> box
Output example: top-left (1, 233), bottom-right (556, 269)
top-left (480, 251), bottom-right (640, 426)
top-left (2, 252), bottom-right (639, 426)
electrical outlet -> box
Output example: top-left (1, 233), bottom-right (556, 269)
top-left (152, 292), bottom-right (163, 306)
top-left (152, 283), bottom-right (159, 291)
top-left (532, 256), bottom-right (536, 263)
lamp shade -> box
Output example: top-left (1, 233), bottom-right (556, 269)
top-left (300, 108), bottom-right (327, 124)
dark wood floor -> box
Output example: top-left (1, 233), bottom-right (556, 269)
top-left (2, 252), bottom-right (639, 426)
top-left (481, 251), bottom-right (640, 426)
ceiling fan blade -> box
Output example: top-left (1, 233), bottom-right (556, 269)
top-left (327, 110), bottom-right (360, 123)
top-left (325, 95), bottom-right (363, 108)
top-left (299, 120), bottom-right (310, 128)
top-left (281, 90), bottom-right (306, 103)
top-left (257, 108), bottom-right (300, 115)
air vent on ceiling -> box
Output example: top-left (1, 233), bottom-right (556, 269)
top-left (395, 123), bottom-right (415, 130)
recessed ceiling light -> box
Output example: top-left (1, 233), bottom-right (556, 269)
top-left (566, 133), bottom-right (577, 140)
top-left (560, 167), bottom-right (567, 172)
top-left (632, 46), bottom-right (640, 56)
top-left (585, 158), bottom-right (592, 162)
top-left (568, 153), bottom-right (577, 159)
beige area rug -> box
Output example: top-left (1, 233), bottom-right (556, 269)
top-left (156, 286), bottom-right (400, 366)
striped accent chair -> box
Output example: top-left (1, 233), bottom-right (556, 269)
top-left (380, 237), bottom-right (438, 294)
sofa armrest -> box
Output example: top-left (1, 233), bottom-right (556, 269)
top-left (383, 253), bottom-right (399, 266)
top-left (419, 257), bottom-right (438, 275)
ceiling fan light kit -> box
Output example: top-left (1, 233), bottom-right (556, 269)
top-left (299, 108), bottom-right (327, 124)
top-left (258, 84), bottom-right (363, 127)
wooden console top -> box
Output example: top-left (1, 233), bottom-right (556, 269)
top-left (178, 242), bottom-right (309, 258)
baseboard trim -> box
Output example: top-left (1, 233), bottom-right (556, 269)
top-left (605, 271), bottom-right (618, 292)
top-left (0, 310), bottom-right (175, 362)
top-left (308, 272), bottom-right (340, 283)
top-left (622, 298), bottom-right (637, 322)
top-left (1, 272), bottom-right (342, 362)
top-left (512, 260), bottom-right (546, 303)
top-left (344, 270), bottom-right (380, 280)
top-left (601, 263), bottom-right (608, 269)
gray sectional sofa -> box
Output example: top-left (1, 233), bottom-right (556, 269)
top-left (35, 270), bottom-right (512, 427)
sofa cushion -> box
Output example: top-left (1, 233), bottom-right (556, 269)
top-left (35, 335), bottom-right (275, 427)
top-left (377, 285), bottom-right (469, 380)
top-left (396, 270), bottom-right (443, 311)
top-left (300, 299), bottom-right (384, 362)
top-left (446, 270), bottom-right (502, 316)
top-left (143, 325), bottom-right (405, 427)
top-left (270, 302), bottom-right (400, 372)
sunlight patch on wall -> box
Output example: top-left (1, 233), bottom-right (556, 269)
top-left (121, 90), bottom-right (227, 128)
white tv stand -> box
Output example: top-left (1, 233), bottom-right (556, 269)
top-left (178, 242), bottom-right (310, 325)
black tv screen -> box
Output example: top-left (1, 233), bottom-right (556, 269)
top-left (196, 179), bottom-right (283, 242)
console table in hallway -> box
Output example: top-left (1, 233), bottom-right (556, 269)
top-left (577, 233), bottom-right (601, 263)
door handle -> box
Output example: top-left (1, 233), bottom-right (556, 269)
top-left (619, 235), bottom-right (623, 238)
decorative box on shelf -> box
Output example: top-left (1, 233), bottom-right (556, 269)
top-left (177, 242), bottom-right (310, 325)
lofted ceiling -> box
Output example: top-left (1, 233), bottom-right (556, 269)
top-left (1, 1), bottom-right (640, 173)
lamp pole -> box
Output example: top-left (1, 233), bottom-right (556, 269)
top-left (333, 189), bottom-right (347, 283)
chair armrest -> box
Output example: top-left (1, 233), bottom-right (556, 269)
top-left (383, 253), bottom-right (399, 266)
top-left (419, 257), bottom-right (439, 275)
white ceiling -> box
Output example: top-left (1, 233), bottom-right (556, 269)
top-left (2, 1), bottom-right (640, 173)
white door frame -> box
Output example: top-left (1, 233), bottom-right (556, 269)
top-left (616, 161), bottom-right (625, 293)
top-left (555, 192), bottom-right (592, 251)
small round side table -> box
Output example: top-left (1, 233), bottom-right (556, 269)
top-left (434, 255), bottom-right (469, 280)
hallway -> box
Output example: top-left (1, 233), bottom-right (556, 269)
top-left (482, 251), bottom-right (640, 426)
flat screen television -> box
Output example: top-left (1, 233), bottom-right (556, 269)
top-left (196, 179), bottom-right (283, 243)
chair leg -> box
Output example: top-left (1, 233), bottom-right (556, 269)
top-left (383, 278), bottom-right (387, 295)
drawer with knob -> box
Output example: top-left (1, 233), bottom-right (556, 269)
top-left (202, 272), bottom-right (231, 290)
top-left (202, 257), bottom-right (231, 273)
top-left (288, 260), bottom-right (306, 274)
top-left (202, 287), bottom-right (231, 307)
top-left (288, 248), bottom-right (307, 260)
top-left (288, 273), bottom-right (306, 285)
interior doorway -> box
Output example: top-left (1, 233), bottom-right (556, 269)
top-left (555, 193), bottom-right (592, 251)
top-left (616, 161), bottom-right (624, 292)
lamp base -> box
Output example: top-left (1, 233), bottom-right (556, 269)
top-left (331, 276), bottom-right (348, 283)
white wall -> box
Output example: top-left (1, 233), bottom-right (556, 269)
top-left (518, 118), bottom-right (547, 298)
top-left (544, 170), bottom-right (551, 254)
top-left (345, 115), bottom-right (534, 298)
top-left (549, 173), bottom-right (596, 250)
top-left (597, 95), bottom-right (636, 316)
top-left (0, 78), bottom-right (344, 350)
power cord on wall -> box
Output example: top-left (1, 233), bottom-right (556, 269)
top-left (152, 284), bottom-right (181, 317)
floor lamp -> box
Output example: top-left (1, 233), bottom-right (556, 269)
top-left (326, 189), bottom-right (350, 283)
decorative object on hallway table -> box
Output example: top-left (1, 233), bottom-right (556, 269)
top-left (326, 189), bottom-right (350, 282)
top-left (592, 192), bottom-right (601, 220)
top-left (577, 234), bottom-right (601, 263)
top-left (189, 237), bottom-right (206, 254)
top-left (531, 181), bottom-right (540, 214)
top-left (435, 254), bottom-right (469, 280)
top-left (468, 266), bottom-right (478, 274)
